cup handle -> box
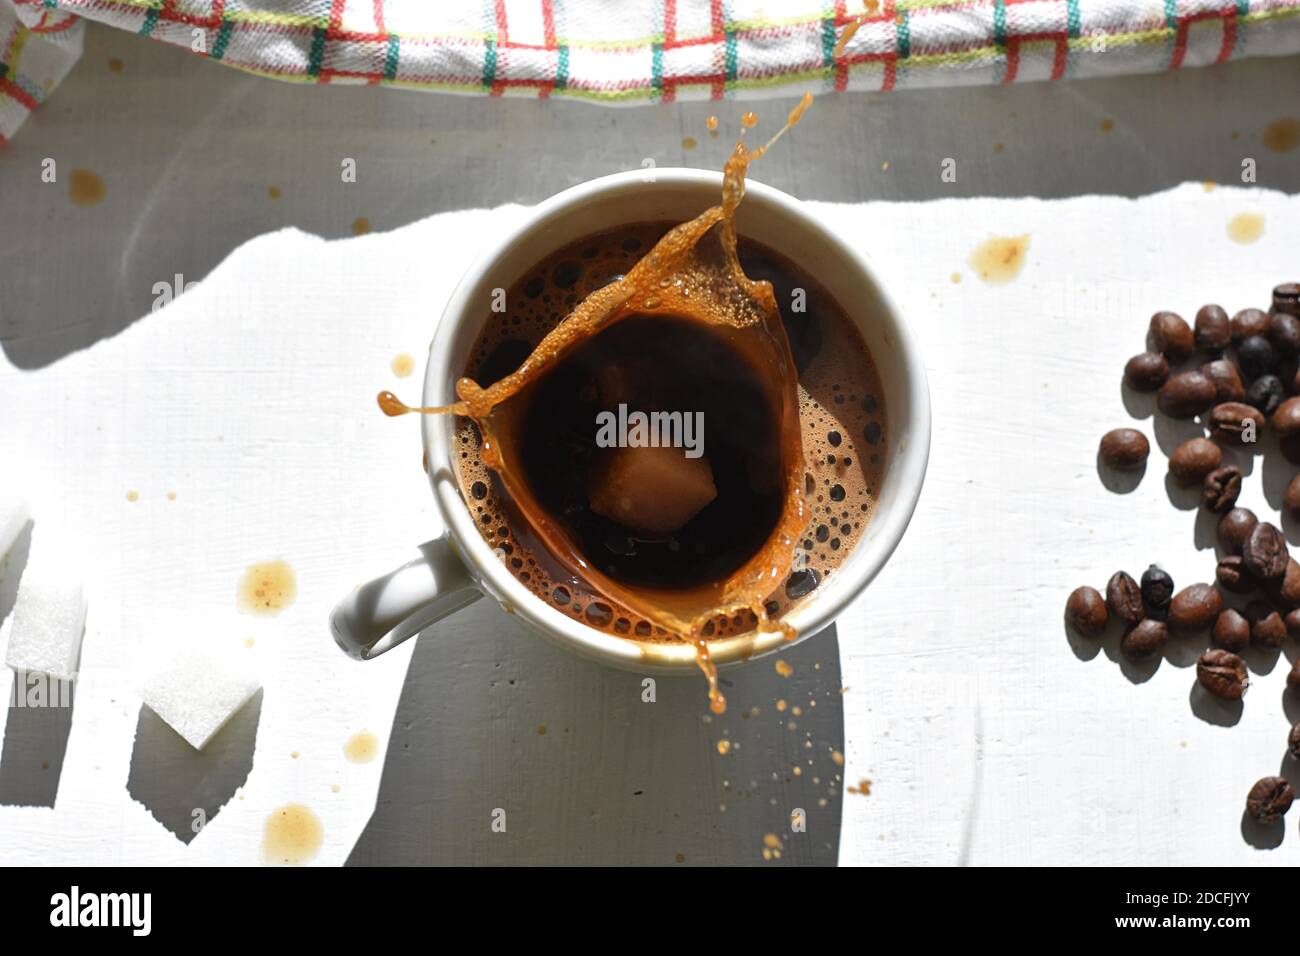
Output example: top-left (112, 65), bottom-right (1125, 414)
top-left (330, 537), bottom-right (483, 660)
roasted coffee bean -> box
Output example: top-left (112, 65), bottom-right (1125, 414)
top-left (1168, 583), bottom-right (1222, 636)
top-left (1237, 334), bottom-right (1278, 379)
top-left (1270, 310), bottom-right (1300, 356)
top-left (1106, 571), bottom-right (1145, 626)
top-left (1065, 586), bottom-right (1108, 637)
top-left (1139, 565), bottom-right (1174, 616)
top-left (1274, 283), bottom-right (1300, 317)
top-left (1215, 555), bottom-right (1255, 594)
top-left (1247, 601), bottom-right (1287, 649)
top-left (1286, 608), bottom-right (1300, 639)
top-left (1195, 304), bottom-right (1231, 352)
top-left (1196, 648), bottom-right (1249, 700)
top-left (1286, 475), bottom-right (1300, 520)
top-left (1278, 355), bottom-right (1299, 393)
top-left (1217, 507), bottom-right (1258, 554)
top-left (1245, 375), bottom-right (1285, 416)
top-left (1208, 402), bottom-right (1265, 445)
top-left (1243, 522), bottom-right (1289, 581)
top-left (1288, 659), bottom-right (1300, 693)
top-left (1270, 396), bottom-right (1300, 438)
top-left (1121, 619), bottom-right (1168, 661)
top-left (1123, 352), bottom-right (1169, 392)
top-left (1281, 434), bottom-right (1300, 465)
top-left (1201, 358), bottom-right (1246, 403)
top-left (1201, 465), bottom-right (1243, 513)
top-left (1098, 429), bottom-right (1149, 469)
top-left (1212, 608), bottom-right (1251, 652)
top-left (1246, 776), bottom-right (1294, 823)
top-left (1231, 307), bottom-right (1270, 342)
top-left (1157, 371), bottom-right (1217, 418)
top-left (1147, 311), bottom-right (1195, 362)
top-left (1266, 557), bottom-right (1300, 610)
top-left (1168, 437), bottom-right (1221, 485)
top-left (1289, 723), bottom-right (1300, 761)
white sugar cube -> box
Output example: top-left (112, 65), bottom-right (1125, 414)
top-left (142, 647), bottom-right (261, 751)
top-left (0, 495), bottom-right (30, 561)
top-left (4, 574), bottom-right (87, 681)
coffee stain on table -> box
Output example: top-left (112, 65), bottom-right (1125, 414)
top-left (969, 234), bottom-right (1031, 285)
top-left (237, 559), bottom-right (297, 616)
top-left (351, 216), bottom-right (372, 236)
top-left (1100, 118), bottom-right (1115, 133)
top-left (108, 57), bottom-right (124, 74)
top-left (1227, 212), bottom-right (1265, 244)
top-left (69, 169), bottom-right (106, 208)
top-left (390, 352), bottom-right (415, 378)
top-left (344, 730), bottom-right (379, 763)
top-left (1262, 117), bottom-right (1299, 153)
top-left (261, 803), bottom-right (323, 865)
top-left (761, 832), bottom-right (783, 861)
top-left (268, 185), bottom-right (282, 200)
top-left (125, 489), bottom-right (139, 502)
top-left (681, 136), bottom-right (697, 150)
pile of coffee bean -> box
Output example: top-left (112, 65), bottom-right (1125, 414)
top-left (1079, 282), bottom-right (1300, 835)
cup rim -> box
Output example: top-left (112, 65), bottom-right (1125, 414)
top-left (422, 168), bottom-right (930, 671)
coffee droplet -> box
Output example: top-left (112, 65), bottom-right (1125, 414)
top-left (1100, 118), bottom-right (1115, 133)
top-left (376, 390), bottom-right (465, 417)
top-left (1262, 117), bottom-right (1299, 154)
top-left (682, 136), bottom-right (697, 150)
top-left (391, 353), bottom-right (415, 378)
top-left (1227, 213), bottom-right (1264, 244)
top-left (268, 185), bottom-right (282, 200)
top-left (969, 234), bottom-right (1030, 285)
top-left (237, 559), bottom-right (297, 616)
top-left (716, 739), bottom-right (731, 755)
top-left (69, 168), bottom-right (106, 208)
top-left (343, 730), bottom-right (380, 763)
top-left (108, 57), bottom-right (124, 74)
top-left (261, 803), bottom-right (323, 865)
top-left (352, 216), bottom-right (372, 236)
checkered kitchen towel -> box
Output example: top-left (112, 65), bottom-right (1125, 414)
top-left (4, 0), bottom-right (1300, 142)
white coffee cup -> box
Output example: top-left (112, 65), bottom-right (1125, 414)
top-left (330, 169), bottom-right (930, 674)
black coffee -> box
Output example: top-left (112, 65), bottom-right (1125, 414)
top-left (455, 222), bottom-right (888, 641)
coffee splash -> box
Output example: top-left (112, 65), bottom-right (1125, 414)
top-left (381, 97), bottom-right (814, 714)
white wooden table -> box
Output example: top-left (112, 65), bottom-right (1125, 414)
top-left (1, 23), bottom-right (1298, 866)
